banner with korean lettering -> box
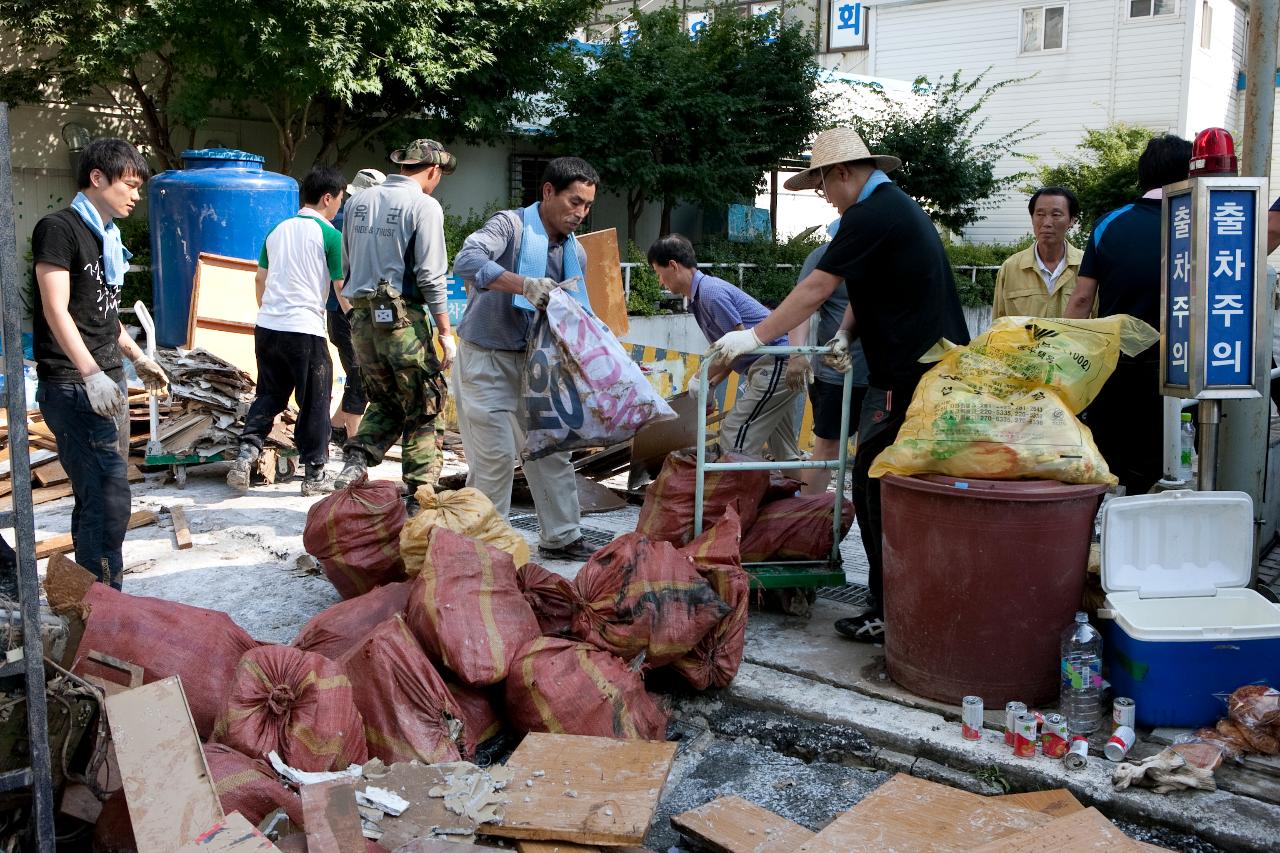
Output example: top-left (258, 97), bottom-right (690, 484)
top-left (1203, 188), bottom-right (1256, 390)
top-left (829, 1), bottom-right (869, 51)
top-left (1163, 190), bottom-right (1192, 392)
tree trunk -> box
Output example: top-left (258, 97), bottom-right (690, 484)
top-left (626, 189), bottom-right (645, 246)
top-left (660, 195), bottom-right (674, 236)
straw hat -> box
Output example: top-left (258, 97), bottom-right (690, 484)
top-left (784, 128), bottom-right (901, 191)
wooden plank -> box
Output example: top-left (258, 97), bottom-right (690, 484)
top-left (517, 843), bottom-right (651, 853)
top-left (795, 774), bottom-right (1053, 853)
top-left (33, 510), bottom-right (158, 560)
top-left (577, 228), bottom-right (629, 337)
top-left (972, 806), bottom-right (1142, 852)
top-left (300, 779), bottom-right (364, 853)
top-left (671, 795), bottom-right (815, 852)
top-left (481, 733), bottom-right (676, 846)
top-left (176, 811), bottom-right (283, 851)
top-left (105, 677), bottom-right (223, 852)
top-left (169, 505), bottom-right (193, 550)
top-left (0, 482), bottom-right (74, 513)
top-left (33, 459), bottom-right (68, 488)
top-left (995, 789), bottom-right (1086, 819)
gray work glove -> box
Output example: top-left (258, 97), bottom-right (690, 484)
top-left (132, 354), bottom-right (169, 395)
top-left (785, 354), bottom-right (814, 392)
top-left (522, 276), bottom-right (580, 309)
top-left (84, 371), bottom-right (125, 419)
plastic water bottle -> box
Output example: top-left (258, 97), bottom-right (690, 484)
top-left (1060, 611), bottom-right (1103, 734)
top-left (1179, 412), bottom-right (1196, 483)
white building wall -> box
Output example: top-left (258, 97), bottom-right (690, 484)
top-left (1184, 0), bottom-right (1245, 137)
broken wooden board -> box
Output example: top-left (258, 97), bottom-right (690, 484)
top-left (517, 843), bottom-right (651, 853)
top-left (794, 774), bottom-right (1052, 853)
top-left (972, 806), bottom-right (1143, 852)
top-left (995, 789), bottom-right (1086, 819)
top-left (177, 811), bottom-right (283, 852)
top-left (301, 779), bottom-right (365, 853)
top-left (358, 761), bottom-right (476, 851)
top-left (482, 733), bottom-right (676, 847)
top-left (577, 228), bottom-right (629, 337)
top-left (169, 505), bottom-right (193, 550)
top-left (32, 458), bottom-right (68, 488)
top-left (0, 482), bottom-right (73, 513)
top-left (105, 677), bottom-right (223, 852)
top-left (576, 474), bottom-right (626, 514)
top-left (34, 510), bottom-right (159, 560)
top-left (671, 795), bottom-right (815, 852)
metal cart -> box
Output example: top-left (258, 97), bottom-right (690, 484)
top-left (693, 344), bottom-right (854, 590)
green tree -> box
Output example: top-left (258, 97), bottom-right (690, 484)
top-left (845, 70), bottom-right (1037, 235)
top-left (549, 6), bottom-right (828, 242)
top-left (1033, 123), bottom-right (1155, 237)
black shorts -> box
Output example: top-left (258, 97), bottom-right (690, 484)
top-left (809, 378), bottom-right (868, 441)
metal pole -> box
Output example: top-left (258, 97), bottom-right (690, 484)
top-left (1220, 0), bottom-right (1278, 568)
top-left (0, 101), bottom-right (57, 851)
top-left (1197, 400), bottom-right (1221, 491)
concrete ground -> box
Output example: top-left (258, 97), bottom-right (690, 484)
top-left (14, 447), bottom-right (1280, 852)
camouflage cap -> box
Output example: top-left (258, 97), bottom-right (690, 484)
top-left (389, 138), bottom-right (457, 174)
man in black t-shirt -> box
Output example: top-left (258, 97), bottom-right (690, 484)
top-left (1064, 134), bottom-right (1191, 496)
top-left (32, 138), bottom-right (168, 587)
top-left (708, 128), bottom-right (969, 642)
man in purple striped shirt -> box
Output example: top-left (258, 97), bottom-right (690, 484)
top-left (648, 234), bottom-right (801, 460)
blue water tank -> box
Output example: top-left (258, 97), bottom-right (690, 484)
top-left (148, 149), bottom-right (298, 347)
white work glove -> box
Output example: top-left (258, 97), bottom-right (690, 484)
top-left (822, 330), bottom-right (852, 374)
top-left (685, 374), bottom-right (702, 397)
top-left (84, 371), bottom-right (126, 419)
top-left (522, 276), bottom-right (580, 310)
top-left (132, 354), bottom-right (169, 395)
top-left (785, 354), bottom-right (814, 393)
top-left (707, 328), bottom-right (762, 366)
top-left (438, 333), bottom-right (457, 371)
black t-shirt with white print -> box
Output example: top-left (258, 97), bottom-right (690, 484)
top-left (31, 208), bottom-right (123, 383)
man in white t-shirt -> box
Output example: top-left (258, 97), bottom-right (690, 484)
top-left (227, 165), bottom-right (345, 495)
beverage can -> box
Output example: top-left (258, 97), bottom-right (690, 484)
top-left (1113, 697), bottom-right (1135, 731)
top-left (1064, 735), bottom-right (1089, 769)
top-left (961, 695), bottom-right (983, 741)
top-left (1041, 713), bottom-right (1069, 758)
top-left (1105, 725), bottom-right (1136, 761)
top-left (1013, 712), bottom-right (1038, 758)
top-left (1004, 701), bottom-right (1026, 746)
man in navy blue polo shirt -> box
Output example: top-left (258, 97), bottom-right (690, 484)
top-left (1064, 134), bottom-right (1191, 496)
top-left (648, 234), bottom-right (802, 460)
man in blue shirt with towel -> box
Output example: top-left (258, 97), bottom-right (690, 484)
top-left (452, 157), bottom-right (599, 561)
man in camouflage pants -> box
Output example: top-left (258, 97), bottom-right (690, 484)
top-left (333, 139), bottom-right (457, 503)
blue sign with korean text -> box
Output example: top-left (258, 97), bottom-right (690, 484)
top-left (1202, 188), bottom-right (1256, 388)
top-left (447, 272), bottom-right (468, 326)
top-left (1164, 192), bottom-right (1192, 389)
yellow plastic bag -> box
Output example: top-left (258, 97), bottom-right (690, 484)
top-left (400, 484), bottom-right (530, 571)
top-left (869, 315), bottom-right (1158, 485)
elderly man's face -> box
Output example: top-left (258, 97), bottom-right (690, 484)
top-left (1031, 193), bottom-right (1075, 250)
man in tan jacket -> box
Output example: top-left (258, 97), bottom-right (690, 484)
top-left (992, 187), bottom-right (1086, 319)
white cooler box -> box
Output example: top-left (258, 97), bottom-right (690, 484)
top-left (1099, 490), bottom-right (1280, 728)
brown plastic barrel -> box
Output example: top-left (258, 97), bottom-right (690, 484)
top-left (880, 473), bottom-right (1106, 707)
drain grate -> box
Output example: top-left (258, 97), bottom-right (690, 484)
top-left (816, 583), bottom-right (873, 609)
top-left (509, 514), bottom-right (618, 549)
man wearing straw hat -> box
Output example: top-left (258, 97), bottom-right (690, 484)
top-left (707, 127), bottom-right (969, 642)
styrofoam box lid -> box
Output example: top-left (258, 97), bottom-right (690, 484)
top-left (1101, 490), bottom-right (1254, 598)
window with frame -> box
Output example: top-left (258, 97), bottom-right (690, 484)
top-left (1199, 1), bottom-right (1212, 49)
top-left (1021, 5), bottom-right (1066, 53)
top-left (1129, 0), bottom-right (1177, 19)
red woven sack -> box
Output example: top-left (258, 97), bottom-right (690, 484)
top-left (292, 582), bottom-right (411, 659)
top-left (446, 680), bottom-right (503, 759)
top-left (670, 508), bottom-right (751, 689)
top-left (762, 474), bottom-right (803, 503)
top-left (404, 527), bottom-right (541, 686)
top-left (303, 475), bottom-right (408, 600)
top-left (516, 562), bottom-right (581, 636)
top-left (740, 494), bottom-right (855, 563)
top-left (636, 448), bottom-right (770, 545)
top-left (505, 636), bottom-right (667, 740)
top-left (572, 532), bottom-right (730, 666)
top-left (70, 583), bottom-right (258, 739)
top-left (338, 614), bottom-right (463, 765)
top-left (204, 742), bottom-right (304, 826)
top-left (212, 644), bottom-right (367, 772)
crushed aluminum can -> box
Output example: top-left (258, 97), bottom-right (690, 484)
top-left (1112, 697), bottom-right (1135, 731)
top-left (1013, 712), bottom-right (1038, 758)
top-left (1064, 735), bottom-right (1089, 769)
top-left (1041, 712), bottom-right (1070, 758)
top-left (961, 695), bottom-right (983, 741)
top-left (1004, 701), bottom-right (1027, 746)
top-left (1105, 725), bottom-right (1136, 762)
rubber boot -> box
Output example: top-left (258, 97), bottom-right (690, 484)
top-left (226, 444), bottom-right (260, 493)
top-left (301, 463), bottom-right (336, 497)
top-left (333, 448), bottom-right (367, 490)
